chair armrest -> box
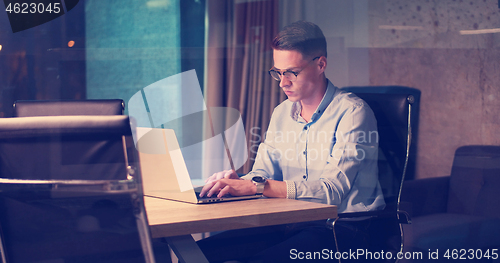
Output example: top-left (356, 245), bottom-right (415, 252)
top-left (400, 176), bottom-right (450, 217)
top-left (397, 210), bottom-right (411, 224)
top-left (325, 209), bottom-right (405, 229)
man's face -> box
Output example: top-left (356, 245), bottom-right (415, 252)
top-left (272, 49), bottom-right (321, 103)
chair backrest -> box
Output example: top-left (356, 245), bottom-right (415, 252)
top-left (341, 86), bottom-right (420, 212)
top-left (13, 99), bottom-right (125, 117)
top-left (0, 116), bottom-right (131, 180)
top-left (447, 145), bottom-right (500, 218)
top-left (0, 179), bottom-right (155, 263)
top-left (12, 99), bottom-right (139, 178)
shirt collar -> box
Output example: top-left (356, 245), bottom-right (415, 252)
top-left (290, 79), bottom-right (337, 123)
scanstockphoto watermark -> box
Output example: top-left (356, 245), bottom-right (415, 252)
top-left (249, 127), bottom-right (379, 145)
top-left (289, 248), bottom-right (499, 261)
top-left (250, 143), bottom-right (370, 163)
top-left (289, 249), bottom-right (424, 261)
top-left (249, 127), bottom-right (379, 162)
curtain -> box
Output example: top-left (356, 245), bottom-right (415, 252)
top-left (205, 0), bottom-right (284, 174)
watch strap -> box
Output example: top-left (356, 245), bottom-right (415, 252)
top-left (255, 182), bottom-right (265, 194)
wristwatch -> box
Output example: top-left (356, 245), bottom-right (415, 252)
top-left (251, 176), bottom-right (267, 194)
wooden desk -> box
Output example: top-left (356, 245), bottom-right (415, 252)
top-left (144, 196), bottom-right (337, 263)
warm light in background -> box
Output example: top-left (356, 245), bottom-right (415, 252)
top-left (460, 28), bottom-right (500, 35)
top-left (379, 25), bottom-right (425, 31)
top-left (68, 40), bottom-right (75, 47)
top-left (0, 45), bottom-right (2, 51)
top-left (146, 0), bottom-right (170, 8)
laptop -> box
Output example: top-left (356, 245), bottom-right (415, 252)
top-left (135, 127), bottom-right (262, 204)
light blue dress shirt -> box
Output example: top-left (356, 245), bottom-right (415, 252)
top-left (243, 80), bottom-right (385, 213)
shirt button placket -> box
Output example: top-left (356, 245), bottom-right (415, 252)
top-left (302, 124), bottom-right (309, 181)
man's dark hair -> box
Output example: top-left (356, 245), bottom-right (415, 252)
top-left (271, 21), bottom-right (327, 58)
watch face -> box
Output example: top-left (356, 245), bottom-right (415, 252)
top-left (252, 176), bottom-right (265, 183)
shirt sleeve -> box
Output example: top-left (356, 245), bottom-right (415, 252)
top-left (241, 110), bottom-right (282, 182)
top-left (293, 102), bottom-right (379, 207)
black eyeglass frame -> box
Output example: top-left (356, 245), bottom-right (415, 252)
top-left (268, 56), bottom-right (321, 82)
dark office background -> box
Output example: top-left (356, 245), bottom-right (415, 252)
top-left (0, 0), bottom-right (499, 180)
top-left (0, 0), bottom-right (205, 117)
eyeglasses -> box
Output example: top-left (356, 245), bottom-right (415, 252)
top-left (268, 56), bottom-right (320, 82)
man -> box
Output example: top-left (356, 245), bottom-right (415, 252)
top-left (198, 21), bottom-right (384, 262)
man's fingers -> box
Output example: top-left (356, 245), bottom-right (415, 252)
top-left (207, 181), bottom-right (225, 197)
top-left (224, 170), bottom-right (235, 179)
top-left (218, 172), bottom-right (228, 180)
top-left (218, 185), bottom-right (231, 198)
top-left (201, 170), bottom-right (233, 197)
top-left (199, 180), bottom-right (216, 197)
top-left (205, 170), bottom-right (233, 183)
top-left (201, 171), bottom-right (242, 198)
top-left (204, 173), bottom-right (217, 184)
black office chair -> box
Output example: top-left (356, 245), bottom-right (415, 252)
top-left (0, 116), bottom-right (131, 181)
top-left (401, 145), bottom-right (500, 260)
top-left (10, 99), bottom-right (138, 181)
top-left (0, 116), bottom-right (156, 263)
top-left (13, 99), bottom-right (125, 117)
top-left (327, 86), bottom-right (420, 262)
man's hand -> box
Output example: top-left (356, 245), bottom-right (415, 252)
top-left (199, 170), bottom-right (256, 198)
top-left (204, 169), bottom-right (239, 184)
